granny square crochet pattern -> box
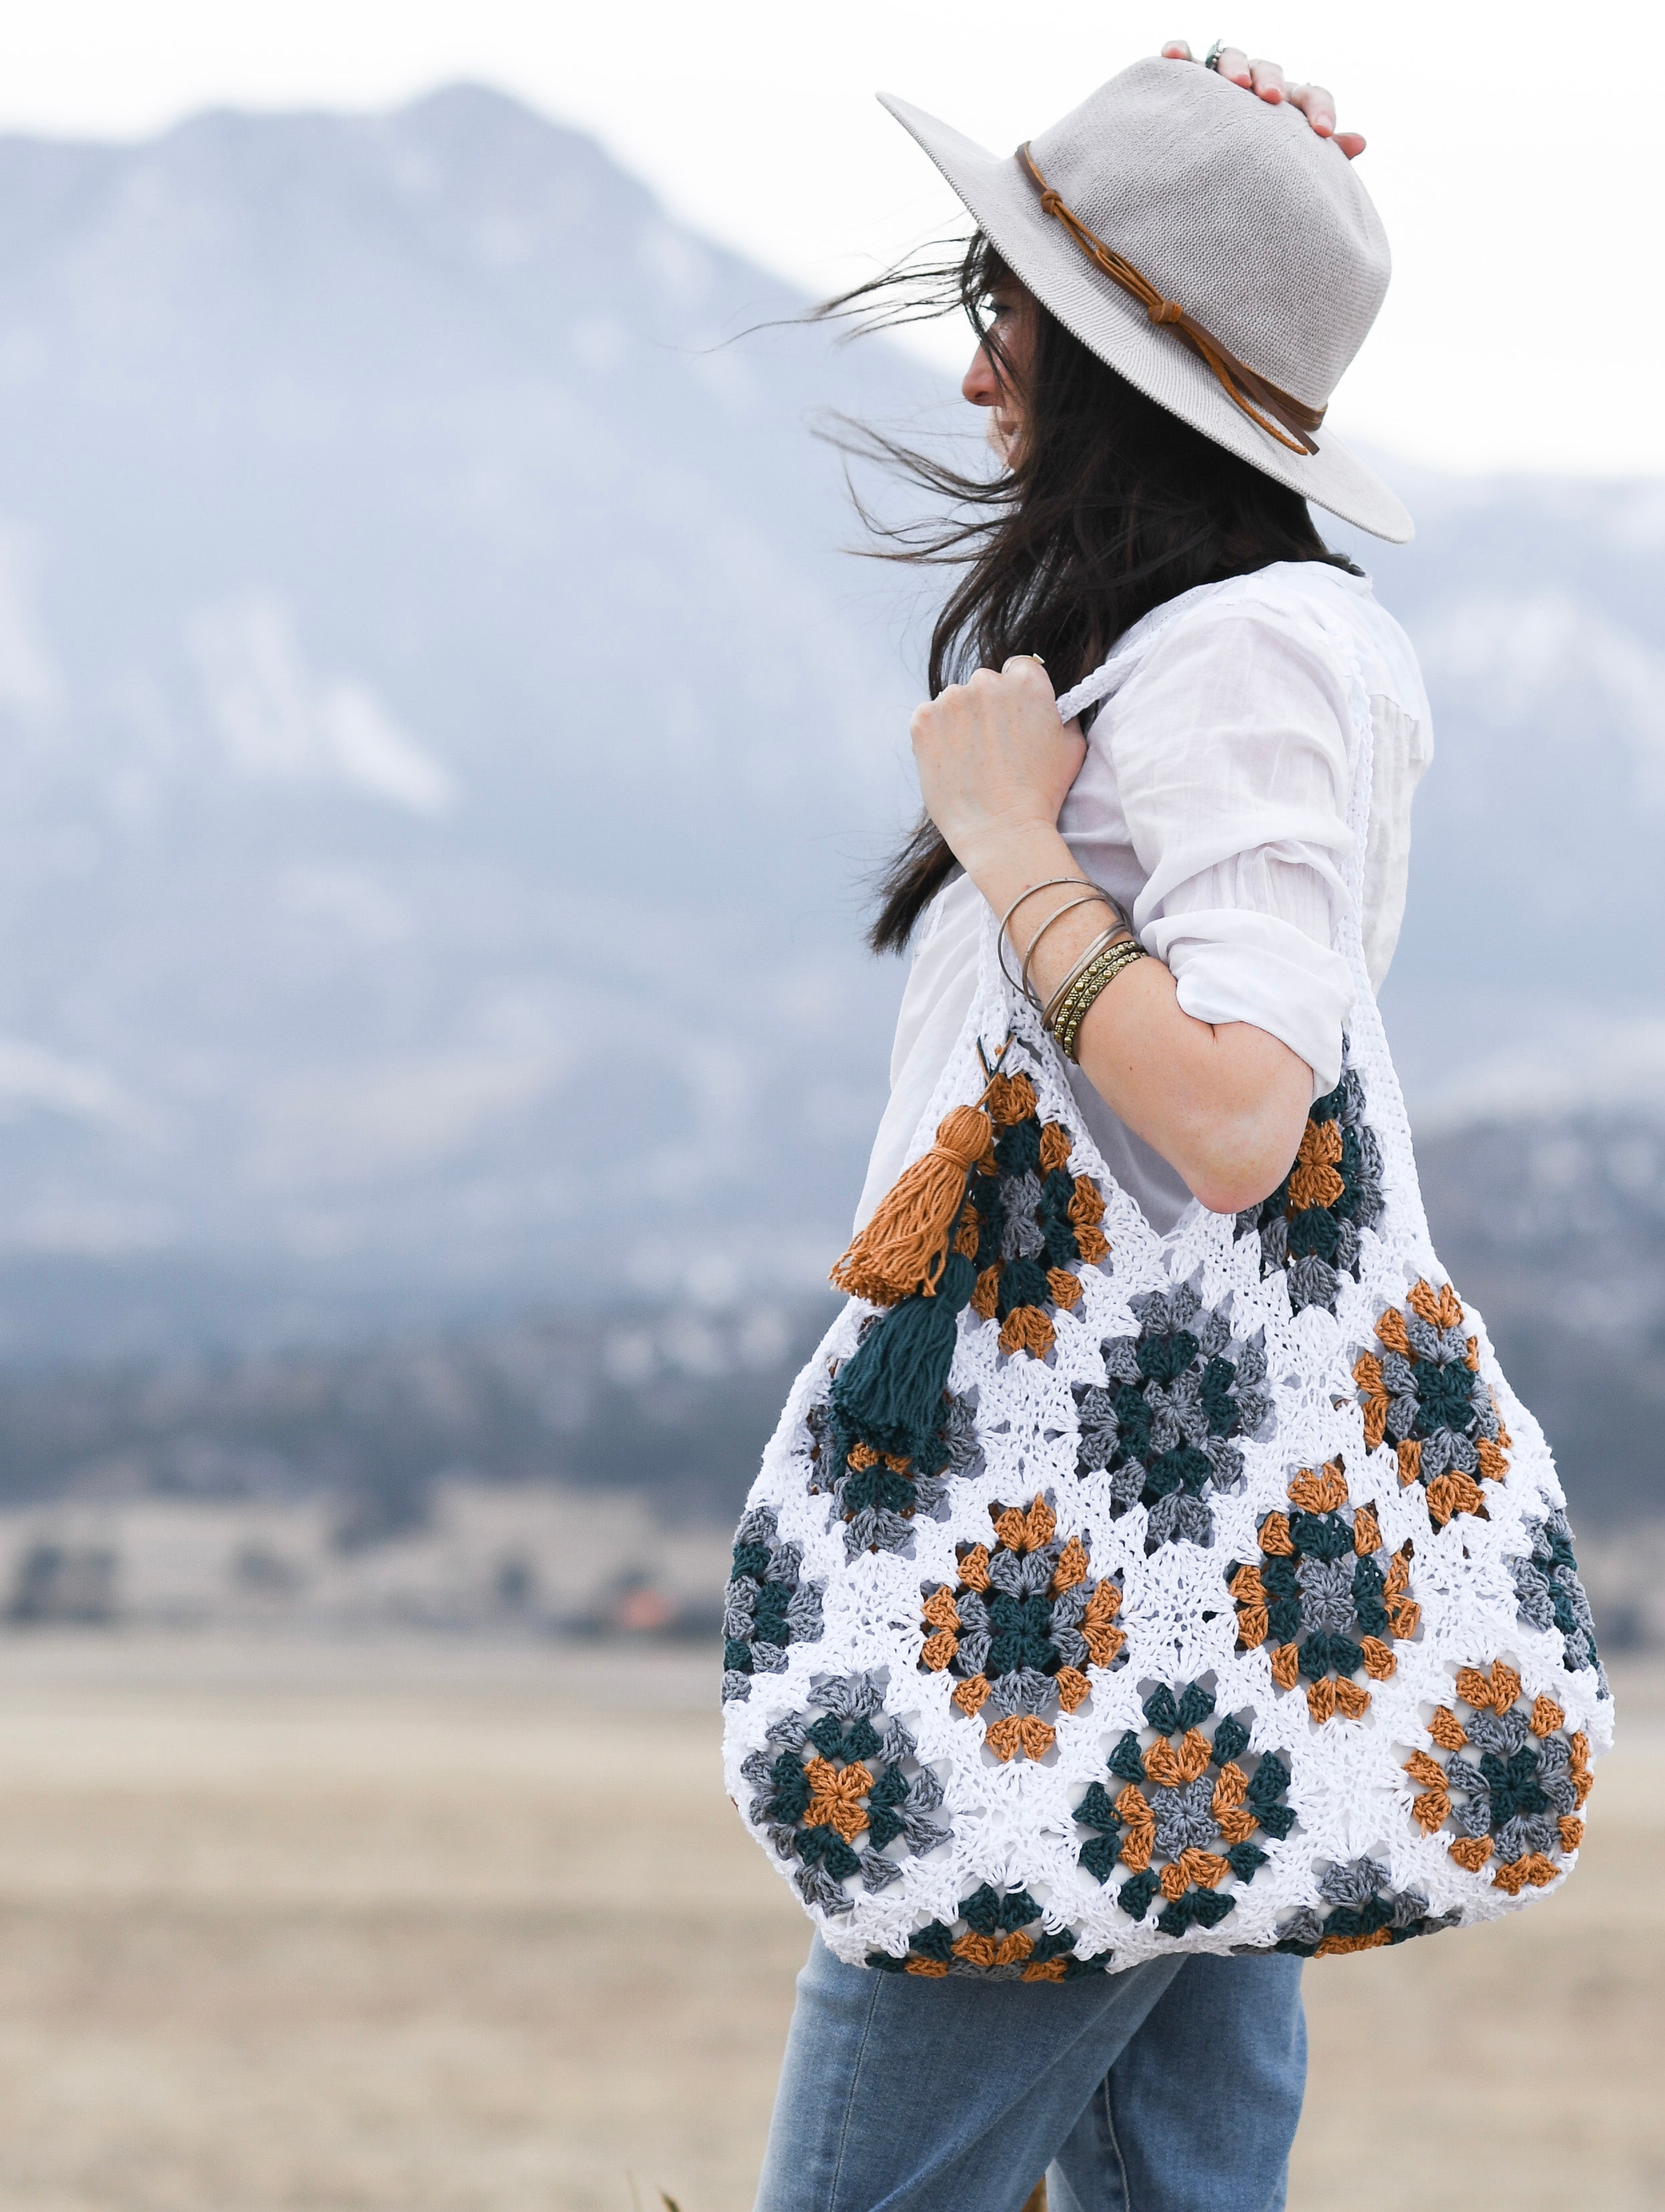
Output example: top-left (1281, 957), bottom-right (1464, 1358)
top-left (918, 1492), bottom-right (1126, 1763)
top-left (1510, 1510), bottom-right (1605, 1685)
top-left (804, 1384), bottom-right (984, 1561)
top-left (720, 1505), bottom-right (826, 1703)
top-left (961, 1071), bottom-right (1110, 1359)
top-left (1272, 1856), bottom-right (1459, 1957)
top-left (1401, 1661), bottom-right (1593, 1894)
top-left (722, 601), bottom-right (1613, 1976)
top-left (1353, 1278), bottom-right (1509, 1525)
top-left (1236, 1049), bottom-right (1383, 1315)
top-left (1228, 1461), bottom-right (1419, 1725)
top-left (1072, 1677), bottom-right (1292, 1936)
top-left (739, 1671), bottom-right (949, 1914)
top-left (868, 1882), bottom-right (1115, 1982)
top-left (1070, 1284), bottom-right (1271, 1549)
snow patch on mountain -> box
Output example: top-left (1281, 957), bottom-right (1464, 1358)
top-left (188, 593), bottom-right (454, 815)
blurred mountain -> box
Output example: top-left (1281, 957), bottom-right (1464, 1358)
top-left (0, 83), bottom-right (935, 1355)
top-left (0, 85), bottom-right (1660, 1382)
top-left (1355, 470), bottom-right (1665, 1109)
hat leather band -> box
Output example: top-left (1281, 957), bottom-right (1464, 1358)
top-left (1018, 144), bottom-right (1323, 457)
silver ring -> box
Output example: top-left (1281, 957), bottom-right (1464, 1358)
top-left (1204, 39), bottom-right (1228, 71)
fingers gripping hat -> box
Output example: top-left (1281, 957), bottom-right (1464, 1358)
top-left (881, 57), bottom-right (1411, 541)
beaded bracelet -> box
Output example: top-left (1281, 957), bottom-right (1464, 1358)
top-left (1040, 924), bottom-right (1133, 1032)
top-left (1050, 938), bottom-right (1149, 1063)
top-left (1052, 931), bottom-right (1144, 1027)
top-left (1052, 940), bottom-right (1147, 1062)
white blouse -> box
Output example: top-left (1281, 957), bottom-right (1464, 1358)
top-left (854, 561), bottom-right (1433, 1237)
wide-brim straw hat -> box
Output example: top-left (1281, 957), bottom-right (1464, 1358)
top-left (880, 57), bottom-right (1411, 542)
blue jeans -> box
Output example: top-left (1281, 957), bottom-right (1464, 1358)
top-left (754, 1937), bottom-right (1305, 2212)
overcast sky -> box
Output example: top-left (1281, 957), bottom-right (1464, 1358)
top-left (0, 0), bottom-right (1654, 477)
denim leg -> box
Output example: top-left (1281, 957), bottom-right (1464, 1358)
top-left (753, 1936), bottom-right (1187, 2212)
top-left (1048, 1953), bottom-right (1306, 2212)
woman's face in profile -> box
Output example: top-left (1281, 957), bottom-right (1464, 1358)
top-left (962, 278), bottom-right (1035, 467)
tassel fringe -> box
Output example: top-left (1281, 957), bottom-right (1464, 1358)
top-left (830, 1252), bottom-right (977, 1467)
top-left (830, 1105), bottom-right (995, 1306)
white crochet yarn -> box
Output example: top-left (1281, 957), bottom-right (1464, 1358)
top-left (722, 596), bottom-right (1614, 1978)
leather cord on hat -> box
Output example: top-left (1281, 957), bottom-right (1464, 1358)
top-left (1017, 143), bottom-right (1324, 456)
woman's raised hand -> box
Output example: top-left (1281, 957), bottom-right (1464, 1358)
top-left (1160, 39), bottom-right (1365, 160)
top-left (909, 659), bottom-right (1084, 879)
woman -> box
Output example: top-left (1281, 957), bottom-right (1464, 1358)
top-left (754, 43), bottom-right (1430, 2212)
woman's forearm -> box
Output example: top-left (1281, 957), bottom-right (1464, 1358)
top-left (959, 821), bottom-right (1313, 1214)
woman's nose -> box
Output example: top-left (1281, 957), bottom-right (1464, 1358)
top-left (961, 344), bottom-right (999, 408)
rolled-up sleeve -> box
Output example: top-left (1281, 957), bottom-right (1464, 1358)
top-left (1109, 601), bottom-right (1356, 1098)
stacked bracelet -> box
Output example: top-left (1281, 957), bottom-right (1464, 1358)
top-left (1039, 925), bottom-right (1126, 1028)
top-left (1049, 937), bottom-right (1148, 1062)
top-left (997, 879), bottom-right (1130, 1012)
top-left (994, 876), bottom-right (1146, 1057)
top-left (998, 879), bottom-right (1109, 1005)
top-left (1020, 894), bottom-right (1112, 1007)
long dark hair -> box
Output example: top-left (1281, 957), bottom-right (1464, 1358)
top-left (822, 235), bottom-right (1359, 953)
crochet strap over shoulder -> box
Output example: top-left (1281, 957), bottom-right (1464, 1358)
top-left (720, 597), bottom-right (1611, 1978)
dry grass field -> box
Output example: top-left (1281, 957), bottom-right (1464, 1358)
top-left (0, 1633), bottom-right (1656, 2212)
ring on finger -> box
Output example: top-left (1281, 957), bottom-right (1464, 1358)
top-left (1001, 653), bottom-right (1047, 671)
top-left (1203, 39), bottom-right (1228, 71)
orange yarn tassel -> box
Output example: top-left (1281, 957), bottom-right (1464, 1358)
top-left (830, 1105), bottom-right (995, 1305)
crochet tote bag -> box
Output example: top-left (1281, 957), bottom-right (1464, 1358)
top-left (720, 602), bottom-right (1612, 1981)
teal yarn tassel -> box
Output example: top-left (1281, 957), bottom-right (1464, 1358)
top-left (832, 1252), bottom-right (977, 1469)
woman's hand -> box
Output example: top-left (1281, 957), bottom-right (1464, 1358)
top-left (1160, 39), bottom-right (1366, 159)
top-left (909, 657), bottom-right (1083, 880)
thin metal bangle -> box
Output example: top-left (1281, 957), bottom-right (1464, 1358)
top-left (998, 879), bottom-right (1133, 1007)
top-left (1037, 924), bottom-right (1125, 1027)
top-left (1019, 894), bottom-right (1115, 1010)
top-left (1040, 921), bottom-right (1136, 1030)
top-left (995, 878), bottom-right (1102, 997)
